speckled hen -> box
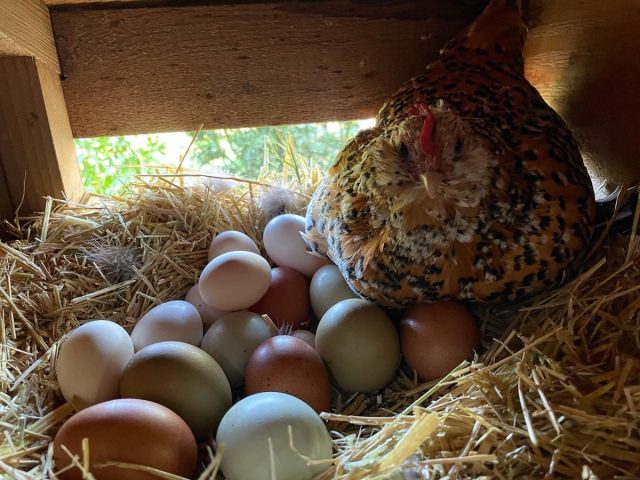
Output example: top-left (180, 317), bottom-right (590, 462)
top-left (304, 0), bottom-right (596, 308)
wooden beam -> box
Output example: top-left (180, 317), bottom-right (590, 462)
top-left (0, 0), bottom-right (60, 73)
top-left (0, 57), bottom-right (84, 218)
top-left (525, 0), bottom-right (639, 186)
top-left (51, 1), bottom-right (486, 137)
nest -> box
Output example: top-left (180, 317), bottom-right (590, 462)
top-left (1, 167), bottom-right (639, 479)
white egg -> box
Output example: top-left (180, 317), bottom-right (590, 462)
top-left (208, 230), bottom-right (260, 261)
top-left (263, 214), bottom-right (330, 278)
top-left (131, 300), bottom-right (203, 351)
top-left (200, 311), bottom-right (273, 388)
top-left (310, 264), bottom-right (359, 319)
top-left (198, 251), bottom-right (271, 311)
top-left (185, 284), bottom-right (227, 329)
top-left (56, 320), bottom-right (134, 410)
top-left (216, 392), bottom-right (332, 480)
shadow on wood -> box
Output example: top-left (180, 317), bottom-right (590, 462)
top-left (526, 0), bottom-right (640, 187)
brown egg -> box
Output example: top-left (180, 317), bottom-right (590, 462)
top-left (53, 398), bottom-right (197, 480)
top-left (250, 267), bottom-right (311, 329)
top-left (400, 302), bottom-right (480, 381)
top-left (245, 336), bottom-right (331, 413)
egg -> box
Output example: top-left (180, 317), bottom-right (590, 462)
top-left (250, 267), bottom-right (311, 329)
top-left (53, 398), bottom-right (197, 480)
top-left (185, 284), bottom-right (227, 329)
top-left (400, 302), bottom-right (480, 381)
top-left (130, 300), bottom-right (203, 351)
top-left (315, 299), bottom-right (401, 393)
top-left (263, 214), bottom-right (330, 278)
top-left (119, 341), bottom-right (232, 438)
top-left (208, 230), bottom-right (260, 261)
top-left (290, 329), bottom-right (315, 348)
top-left (56, 320), bottom-right (134, 410)
top-left (310, 264), bottom-right (359, 319)
top-left (199, 251), bottom-right (271, 311)
top-left (245, 336), bottom-right (331, 413)
top-left (216, 392), bottom-right (332, 480)
top-left (200, 311), bottom-right (273, 388)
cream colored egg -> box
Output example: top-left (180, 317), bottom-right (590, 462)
top-left (263, 214), bottom-right (330, 278)
top-left (200, 311), bottom-right (273, 388)
top-left (216, 392), bottom-right (332, 480)
top-left (208, 230), bottom-right (260, 261)
top-left (198, 251), bottom-right (271, 311)
top-left (315, 299), bottom-right (401, 393)
top-left (56, 320), bottom-right (134, 411)
top-left (131, 300), bottom-right (203, 351)
top-left (310, 265), bottom-right (359, 319)
top-left (290, 330), bottom-right (316, 348)
top-left (185, 284), bottom-right (227, 329)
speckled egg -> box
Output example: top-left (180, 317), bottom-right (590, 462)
top-left (245, 335), bottom-right (331, 413)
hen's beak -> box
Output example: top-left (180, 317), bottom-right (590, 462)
top-left (420, 172), bottom-right (444, 198)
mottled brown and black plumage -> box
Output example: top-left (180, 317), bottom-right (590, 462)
top-left (304, 0), bottom-right (596, 308)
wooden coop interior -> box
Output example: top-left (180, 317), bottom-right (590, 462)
top-left (0, 0), bottom-right (638, 229)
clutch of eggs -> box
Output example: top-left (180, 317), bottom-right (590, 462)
top-left (53, 219), bottom-right (484, 479)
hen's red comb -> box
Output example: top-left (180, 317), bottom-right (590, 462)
top-left (406, 103), bottom-right (435, 157)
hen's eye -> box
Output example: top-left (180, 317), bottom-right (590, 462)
top-left (399, 143), bottom-right (409, 158)
top-left (454, 138), bottom-right (464, 157)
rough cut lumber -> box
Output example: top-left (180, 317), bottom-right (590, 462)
top-left (52, 1), bottom-right (486, 137)
top-left (525, 0), bottom-right (639, 185)
top-left (0, 57), bottom-right (84, 219)
top-left (0, 0), bottom-right (60, 73)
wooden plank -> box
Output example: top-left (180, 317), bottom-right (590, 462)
top-left (52, 1), bottom-right (486, 137)
top-left (525, 0), bottom-right (639, 185)
top-left (0, 57), bottom-right (84, 218)
top-left (46, 0), bottom-right (168, 5)
top-left (0, 0), bottom-right (60, 73)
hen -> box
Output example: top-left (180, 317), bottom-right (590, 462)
top-left (304, 0), bottom-right (596, 308)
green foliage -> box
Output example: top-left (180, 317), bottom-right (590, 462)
top-left (76, 120), bottom-right (370, 195)
top-left (76, 135), bottom-right (166, 196)
top-left (188, 121), bottom-right (364, 179)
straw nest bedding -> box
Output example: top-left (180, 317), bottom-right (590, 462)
top-left (0, 169), bottom-right (639, 480)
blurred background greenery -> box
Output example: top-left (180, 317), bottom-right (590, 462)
top-left (76, 120), bottom-right (373, 195)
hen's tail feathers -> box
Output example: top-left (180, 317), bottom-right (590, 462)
top-left (442, 0), bottom-right (527, 74)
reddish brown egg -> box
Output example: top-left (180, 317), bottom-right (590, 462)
top-left (245, 335), bottom-right (331, 413)
top-left (53, 398), bottom-right (197, 480)
top-left (250, 267), bottom-right (311, 329)
top-left (400, 302), bottom-right (480, 381)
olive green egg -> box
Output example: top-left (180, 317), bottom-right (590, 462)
top-left (120, 341), bottom-right (232, 439)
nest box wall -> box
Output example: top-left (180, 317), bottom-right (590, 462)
top-left (0, 0), bottom-right (638, 221)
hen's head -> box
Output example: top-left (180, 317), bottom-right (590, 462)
top-left (358, 102), bottom-right (496, 222)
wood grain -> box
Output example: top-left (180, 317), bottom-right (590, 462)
top-left (52, 1), bottom-right (486, 137)
top-left (525, 0), bottom-right (640, 186)
top-left (0, 57), bottom-right (83, 218)
top-left (0, 0), bottom-right (60, 73)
